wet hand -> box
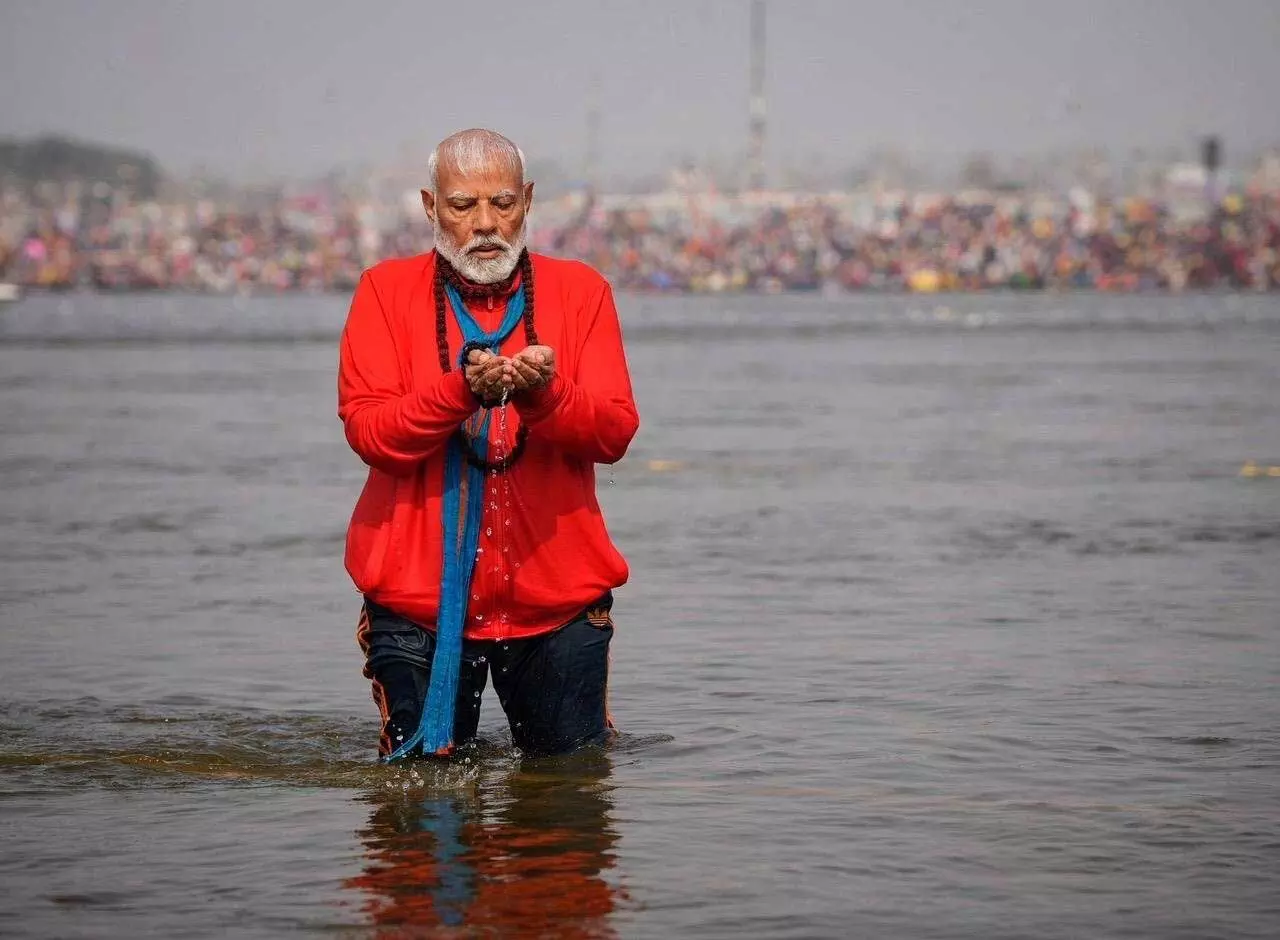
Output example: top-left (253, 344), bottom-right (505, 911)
top-left (464, 349), bottom-right (511, 401)
top-left (502, 355), bottom-right (545, 392)
top-left (511, 346), bottom-right (556, 390)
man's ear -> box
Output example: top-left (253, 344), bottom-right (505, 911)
top-left (420, 189), bottom-right (436, 224)
top-left (523, 180), bottom-right (535, 213)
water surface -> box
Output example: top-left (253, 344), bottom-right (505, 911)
top-left (2, 291), bottom-right (1278, 938)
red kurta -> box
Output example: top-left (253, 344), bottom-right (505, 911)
top-left (338, 250), bottom-right (639, 640)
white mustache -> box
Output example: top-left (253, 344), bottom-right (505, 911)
top-left (465, 236), bottom-right (512, 254)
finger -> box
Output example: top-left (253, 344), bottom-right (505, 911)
top-left (478, 360), bottom-right (508, 383)
top-left (510, 358), bottom-right (542, 387)
top-left (471, 361), bottom-right (507, 397)
top-left (501, 362), bottom-right (529, 390)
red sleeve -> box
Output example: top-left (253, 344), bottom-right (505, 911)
top-left (337, 271), bottom-right (476, 476)
top-left (514, 280), bottom-right (639, 463)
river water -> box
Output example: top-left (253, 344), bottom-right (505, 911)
top-left (1, 290), bottom-right (1277, 938)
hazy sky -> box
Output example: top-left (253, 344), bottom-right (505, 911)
top-left (2, 0), bottom-right (1277, 181)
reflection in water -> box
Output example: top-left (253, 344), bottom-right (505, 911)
top-left (346, 750), bottom-right (625, 936)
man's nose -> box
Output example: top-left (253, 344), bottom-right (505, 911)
top-left (474, 202), bottom-right (497, 234)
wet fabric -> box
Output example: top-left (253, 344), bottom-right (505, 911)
top-left (357, 596), bottom-right (615, 758)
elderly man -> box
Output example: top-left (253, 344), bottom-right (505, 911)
top-left (337, 129), bottom-right (639, 760)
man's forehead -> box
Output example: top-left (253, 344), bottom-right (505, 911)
top-left (435, 161), bottom-right (523, 194)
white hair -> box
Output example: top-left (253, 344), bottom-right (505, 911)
top-left (427, 128), bottom-right (526, 192)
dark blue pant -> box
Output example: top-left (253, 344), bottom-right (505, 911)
top-left (357, 596), bottom-right (615, 758)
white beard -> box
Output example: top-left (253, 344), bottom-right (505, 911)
top-left (433, 219), bottom-right (527, 284)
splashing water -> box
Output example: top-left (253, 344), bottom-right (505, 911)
top-left (0, 697), bottom-right (672, 793)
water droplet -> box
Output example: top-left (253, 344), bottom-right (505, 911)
top-left (473, 691), bottom-right (480, 698)
top-left (472, 593), bottom-right (480, 601)
top-left (491, 487), bottom-right (497, 495)
top-left (474, 613), bottom-right (483, 620)
top-left (505, 520), bottom-right (511, 526)
top-left (478, 655), bottom-right (486, 663)
top-left (476, 548), bottom-right (484, 555)
top-left (504, 575), bottom-right (510, 581)
top-left (485, 527), bottom-right (492, 536)
top-left (514, 562), bottom-right (521, 569)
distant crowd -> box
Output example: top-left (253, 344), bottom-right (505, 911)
top-left (3, 182), bottom-right (1277, 294)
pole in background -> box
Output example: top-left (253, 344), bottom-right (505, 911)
top-left (1202, 135), bottom-right (1222, 208)
top-left (747, 0), bottom-right (767, 192)
top-left (585, 71), bottom-right (601, 196)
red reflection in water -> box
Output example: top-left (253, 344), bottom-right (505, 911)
top-left (345, 754), bottom-right (625, 936)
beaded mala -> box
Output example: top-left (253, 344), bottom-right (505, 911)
top-left (433, 250), bottom-right (537, 473)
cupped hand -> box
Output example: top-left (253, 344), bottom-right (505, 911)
top-left (464, 349), bottom-right (511, 401)
top-left (511, 346), bottom-right (555, 388)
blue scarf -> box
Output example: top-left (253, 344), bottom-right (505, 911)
top-left (382, 280), bottom-right (526, 761)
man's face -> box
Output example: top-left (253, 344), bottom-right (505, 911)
top-left (422, 160), bottom-right (535, 284)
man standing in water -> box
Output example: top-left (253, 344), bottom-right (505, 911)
top-left (337, 129), bottom-right (639, 760)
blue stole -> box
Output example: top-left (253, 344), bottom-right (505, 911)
top-left (382, 280), bottom-right (526, 761)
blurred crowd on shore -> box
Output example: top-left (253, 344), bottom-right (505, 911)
top-left (3, 179), bottom-right (1278, 294)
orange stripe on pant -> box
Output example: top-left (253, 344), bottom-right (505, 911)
top-left (356, 604), bottom-right (394, 757)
